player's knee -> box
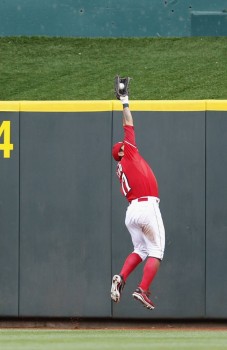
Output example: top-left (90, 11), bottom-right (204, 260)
top-left (148, 248), bottom-right (164, 261)
top-left (133, 249), bottom-right (147, 261)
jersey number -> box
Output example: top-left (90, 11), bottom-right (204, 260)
top-left (121, 173), bottom-right (131, 196)
top-left (0, 121), bottom-right (14, 158)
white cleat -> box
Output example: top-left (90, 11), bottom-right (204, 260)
top-left (110, 275), bottom-right (125, 303)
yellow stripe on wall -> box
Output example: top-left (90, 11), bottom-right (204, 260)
top-left (0, 100), bottom-right (227, 112)
top-left (206, 100), bottom-right (227, 111)
top-left (112, 100), bottom-right (206, 111)
top-left (19, 101), bottom-right (113, 112)
top-left (0, 102), bottom-right (20, 111)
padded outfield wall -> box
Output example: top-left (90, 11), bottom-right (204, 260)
top-left (0, 100), bottom-right (226, 319)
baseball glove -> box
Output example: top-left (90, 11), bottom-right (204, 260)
top-left (114, 75), bottom-right (131, 100)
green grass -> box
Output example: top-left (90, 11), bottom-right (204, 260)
top-left (0, 36), bottom-right (227, 100)
top-left (0, 329), bottom-right (227, 350)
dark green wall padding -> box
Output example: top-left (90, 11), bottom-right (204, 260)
top-left (0, 100), bottom-right (227, 319)
top-left (0, 111), bottom-right (19, 316)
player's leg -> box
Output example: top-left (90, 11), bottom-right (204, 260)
top-left (123, 208), bottom-right (148, 280)
top-left (119, 252), bottom-right (142, 282)
top-left (111, 230), bottom-right (145, 303)
top-left (139, 257), bottom-right (161, 291)
top-left (132, 201), bottom-right (165, 309)
top-left (132, 257), bottom-right (160, 310)
top-left (111, 206), bottom-right (147, 303)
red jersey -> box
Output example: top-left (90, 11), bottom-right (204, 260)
top-left (116, 125), bottom-right (159, 202)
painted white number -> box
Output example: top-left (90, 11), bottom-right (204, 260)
top-left (0, 121), bottom-right (14, 158)
top-left (121, 173), bottom-right (131, 196)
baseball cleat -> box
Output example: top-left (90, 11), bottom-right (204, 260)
top-left (111, 275), bottom-right (125, 303)
top-left (132, 287), bottom-right (155, 310)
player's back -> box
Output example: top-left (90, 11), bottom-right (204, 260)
top-left (120, 151), bottom-right (159, 202)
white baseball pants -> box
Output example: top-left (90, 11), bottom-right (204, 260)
top-left (125, 197), bottom-right (165, 261)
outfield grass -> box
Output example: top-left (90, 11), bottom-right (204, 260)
top-left (0, 329), bottom-right (227, 350)
top-left (0, 36), bottom-right (227, 100)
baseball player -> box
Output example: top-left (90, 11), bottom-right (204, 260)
top-left (110, 76), bottom-right (165, 310)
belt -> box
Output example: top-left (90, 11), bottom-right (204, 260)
top-left (138, 197), bottom-right (149, 202)
top-left (130, 196), bottom-right (160, 204)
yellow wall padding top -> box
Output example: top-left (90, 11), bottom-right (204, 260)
top-left (19, 101), bottom-right (113, 112)
top-left (112, 100), bottom-right (207, 111)
top-left (0, 102), bottom-right (20, 111)
top-left (206, 100), bottom-right (227, 111)
top-left (0, 100), bottom-right (227, 112)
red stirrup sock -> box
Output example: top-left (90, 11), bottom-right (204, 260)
top-left (139, 257), bottom-right (161, 291)
top-left (120, 252), bottom-right (142, 282)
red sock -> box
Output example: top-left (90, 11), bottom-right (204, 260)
top-left (139, 257), bottom-right (161, 291)
top-left (120, 253), bottom-right (142, 281)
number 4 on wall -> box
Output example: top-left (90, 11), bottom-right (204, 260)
top-left (0, 121), bottom-right (14, 158)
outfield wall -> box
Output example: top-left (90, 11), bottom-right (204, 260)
top-left (0, 100), bottom-right (227, 319)
top-left (0, 1), bottom-right (227, 37)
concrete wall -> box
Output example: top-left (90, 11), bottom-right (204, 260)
top-left (0, 100), bottom-right (227, 319)
top-left (0, 1), bottom-right (226, 37)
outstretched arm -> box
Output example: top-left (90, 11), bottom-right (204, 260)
top-left (122, 107), bottom-right (133, 126)
top-left (120, 96), bottom-right (133, 126)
